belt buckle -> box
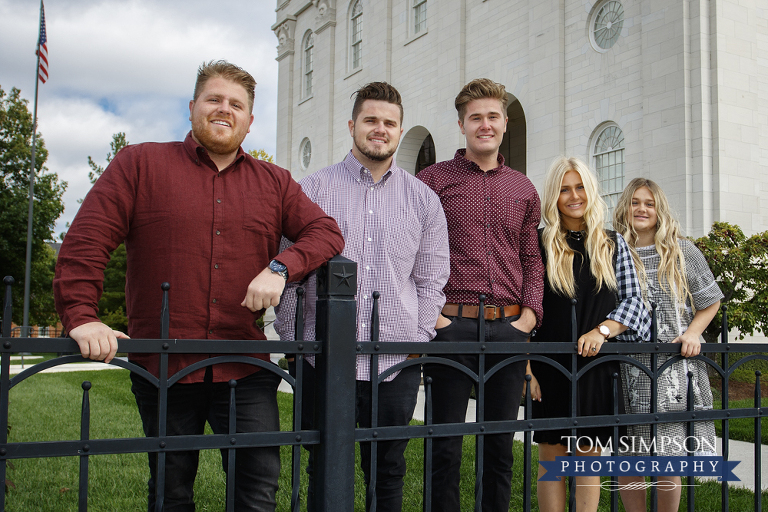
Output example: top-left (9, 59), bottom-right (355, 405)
top-left (484, 304), bottom-right (497, 321)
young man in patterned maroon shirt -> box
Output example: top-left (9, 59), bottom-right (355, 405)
top-left (417, 78), bottom-right (545, 512)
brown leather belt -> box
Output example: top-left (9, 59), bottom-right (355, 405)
top-left (442, 303), bottom-right (520, 321)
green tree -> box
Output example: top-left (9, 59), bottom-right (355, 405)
top-left (0, 86), bottom-right (66, 327)
top-left (693, 222), bottom-right (768, 342)
top-left (248, 149), bottom-right (274, 163)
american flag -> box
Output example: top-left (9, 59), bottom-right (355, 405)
top-left (37, 2), bottom-right (48, 84)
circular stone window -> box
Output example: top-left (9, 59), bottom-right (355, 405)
top-left (300, 138), bottom-right (312, 171)
top-left (590, 0), bottom-right (624, 51)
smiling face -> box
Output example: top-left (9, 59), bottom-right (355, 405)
top-left (348, 99), bottom-right (403, 165)
top-left (189, 76), bottom-right (254, 160)
top-left (630, 186), bottom-right (658, 239)
top-left (557, 170), bottom-right (588, 231)
top-left (458, 98), bottom-right (507, 163)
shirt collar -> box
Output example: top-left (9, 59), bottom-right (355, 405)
top-left (453, 148), bottom-right (506, 173)
top-left (182, 131), bottom-right (246, 172)
top-left (342, 151), bottom-right (399, 184)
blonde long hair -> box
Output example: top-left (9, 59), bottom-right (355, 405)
top-left (541, 156), bottom-right (617, 297)
top-left (613, 178), bottom-right (691, 305)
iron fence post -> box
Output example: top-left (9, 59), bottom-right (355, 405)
top-left (313, 255), bottom-right (357, 512)
top-left (0, 277), bottom-right (13, 512)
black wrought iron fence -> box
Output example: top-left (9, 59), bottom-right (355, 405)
top-left (1, 256), bottom-right (767, 512)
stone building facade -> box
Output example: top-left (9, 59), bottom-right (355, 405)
top-left (272, 0), bottom-right (767, 237)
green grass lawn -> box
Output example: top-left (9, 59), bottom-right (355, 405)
top-left (4, 369), bottom-right (767, 511)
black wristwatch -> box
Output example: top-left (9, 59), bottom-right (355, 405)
top-left (268, 259), bottom-right (289, 280)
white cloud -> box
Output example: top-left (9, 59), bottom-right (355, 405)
top-left (0, 0), bottom-right (280, 237)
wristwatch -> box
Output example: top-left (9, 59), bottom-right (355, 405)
top-left (597, 324), bottom-right (610, 339)
top-left (268, 259), bottom-right (288, 280)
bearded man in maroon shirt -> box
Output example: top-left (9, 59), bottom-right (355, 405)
top-left (54, 61), bottom-right (344, 512)
top-left (417, 78), bottom-right (545, 512)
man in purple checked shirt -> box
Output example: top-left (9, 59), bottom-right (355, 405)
top-left (275, 82), bottom-right (450, 512)
top-left (417, 78), bottom-right (545, 512)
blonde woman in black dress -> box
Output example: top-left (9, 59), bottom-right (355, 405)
top-left (613, 178), bottom-right (722, 512)
top-left (528, 157), bottom-right (649, 512)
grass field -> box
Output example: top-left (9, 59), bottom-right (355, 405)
top-left (3, 369), bottom-right (767, 511)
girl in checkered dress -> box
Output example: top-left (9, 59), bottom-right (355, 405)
top-left (613, 178), bottom-right (723, 512)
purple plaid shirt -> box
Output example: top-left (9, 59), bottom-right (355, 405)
top-left (274, 152), bottom-right (450, 381)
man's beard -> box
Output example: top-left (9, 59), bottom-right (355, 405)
top-left (354, 138), bottom-right (396, 162)
top-left (192, 118), bottom-right (243, 156)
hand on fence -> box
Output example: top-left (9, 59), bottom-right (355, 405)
top-left (672, 331), bottom-right (702, 357)
top-left (68, 321), bottom-right (129, 363)
top-left (241, 267), bottom-right (287, 312)
top-left (524, 372), bottom-right (542, 401)
top-left (577, 329), bottom-right (605, 357)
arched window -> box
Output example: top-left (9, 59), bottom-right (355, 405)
top-left (350, 0), bottom-right (363, 70)
top-left (413, 0), bottom-right (427, 34)
top-left (303, 32), bottom-right (314, 98)
top-left (592, 124), bottom-right (625, 214)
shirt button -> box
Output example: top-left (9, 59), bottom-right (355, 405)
top-left (369, 210), bottom-right (373, 214)
top-left (216, 230), bottom-right (221, 235)
top-left (370, 187), bottom-right (374, 191)
top-left (366, 266), bottom-right (370, 270)
top-left (367, 237), bottom-right (372, 241)
top-left (208, 330), bottom-right (213, 334)
top-left (212, 299), bottom-right (217, 304)
top-left (487, 251), bottom-right (492, 255)
top-left (217, 199), bottom-right (221, 204)
top-left (362, 323), bottom-right (366, 328)
top-left (363, 295), bottom-right (368, 299)
top-left (214, 264), bottom-right (219, 269)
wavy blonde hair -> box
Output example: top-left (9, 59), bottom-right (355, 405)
top-left (613, 178), bottom-right (691, 305)
top-left (541, 156), bottom-right (617, 297)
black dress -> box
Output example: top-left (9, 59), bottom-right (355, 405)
top-left (531, 229), bottom-right (626, 447)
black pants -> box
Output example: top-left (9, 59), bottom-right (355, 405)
top-left (290, 359), bottom-right (420, 512)
top-left (425, 315), bottom-right (528, 512)
top-left (130, 367), bottom-right (281, 512)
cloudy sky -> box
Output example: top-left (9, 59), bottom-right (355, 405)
top-left (0, 0), bottom-right (280, 238)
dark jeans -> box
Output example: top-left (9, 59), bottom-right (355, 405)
top-left (289, 359), bottom-right (420, 512)
top-left (130, 366), bottom-right (281, 512)
top-left (425, 315), bottom-right (528, 512)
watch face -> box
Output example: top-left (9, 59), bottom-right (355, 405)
top-left (599, 325), bottom-right (610, 337)
top-left (269, 260), bottom-right (287, 273)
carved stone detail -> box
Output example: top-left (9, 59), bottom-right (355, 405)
top-left (273, 16), bottom-right (297, 61)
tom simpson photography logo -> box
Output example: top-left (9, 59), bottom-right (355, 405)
top-left (538, 436), bottom-right (741, 485)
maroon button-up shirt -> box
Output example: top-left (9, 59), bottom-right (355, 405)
top-left (417, 149), bottom-right (544, 327)
top-left (54, 133), bottom-right (344, 383)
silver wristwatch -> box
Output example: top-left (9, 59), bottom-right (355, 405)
top-left (268, 259), bottom-right (288, 280)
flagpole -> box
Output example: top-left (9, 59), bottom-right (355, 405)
top-left (22, 0), bottom-right (45, 338)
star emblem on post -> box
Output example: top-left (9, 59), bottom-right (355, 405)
top-left (333, 266), bottom-right (354, 288)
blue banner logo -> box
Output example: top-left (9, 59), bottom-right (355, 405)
top-left (538, 456), bottom-right (740, 482)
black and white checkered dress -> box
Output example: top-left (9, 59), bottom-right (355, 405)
top-left (621, 239), bottom-right (723, 456)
